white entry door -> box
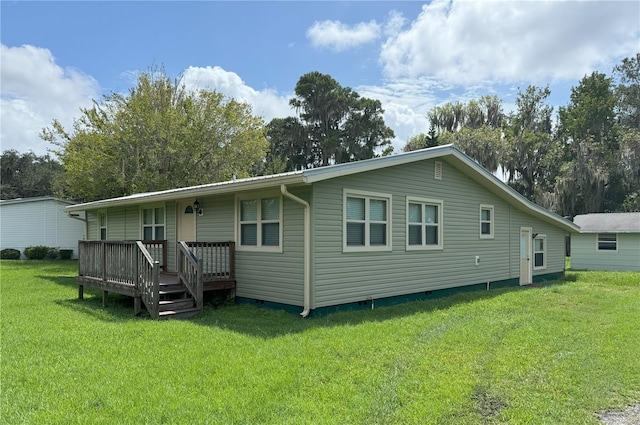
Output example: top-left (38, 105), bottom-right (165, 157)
top-left (178, 200), bottom-right (196, 243)
top-left (520, 227), bottom-right (532, 285)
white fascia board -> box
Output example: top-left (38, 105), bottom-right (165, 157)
top-left (445, 151), bottom-right (580, 233)
top-left (64, 173), bottom-right (305, 212)
top-left (577, 230), bottom-right (639, 234)
top-left (301, 144), bottom-right (455, 183)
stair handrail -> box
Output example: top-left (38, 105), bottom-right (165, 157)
top-left (178, 241), bottom-right (203, 309)
top-left (136, 241), bottom-right (160, 319)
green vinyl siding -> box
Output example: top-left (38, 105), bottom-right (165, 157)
top-left (195, 195), bottom-right (235, 241)
top-left (572, 233), bottom-right (640, 271)
top-left (311, 159), bottom-right (568, 308)
top-left (87, 211), bottom-right (98, 240)
top-left (194, 189), bottom-right (308, 306)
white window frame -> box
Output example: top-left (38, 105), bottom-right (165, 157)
top-left (343, 189), bottom-right (392, 253)
top-left (597, 233), bottom-right (618, 251)
top-left (479, 204), bottom-right (494, 239)
top-left (533, 234), bottom-right (547, 270)
top-left (98, 210), bottom-right (107, 240)
top-left (235, 193), bottom-right (283, 253)
top-left (406, 197), bottom-right (443, 251)
top-left (140, 205), bottom-right (166, 241)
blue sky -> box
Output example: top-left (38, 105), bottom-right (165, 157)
top-left (2, 1), bottom-right (639, 156)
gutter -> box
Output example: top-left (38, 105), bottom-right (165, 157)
top-left (67, 212), bottom-right (88, 241)
top-left (280, 184), bottom-right (311, 317)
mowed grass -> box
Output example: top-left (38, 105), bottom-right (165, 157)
top-left (1, 261), bottom-right (639, 424)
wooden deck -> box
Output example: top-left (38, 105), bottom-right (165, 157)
top-left (77, 240), bottom-right (236, 319)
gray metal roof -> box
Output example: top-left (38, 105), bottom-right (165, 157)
top-left (0, 196), bottom-right (76, 206)
top-left (64, 144), bottom-right (579, 233)
top-left (573, 213), bottom-right (640, 233)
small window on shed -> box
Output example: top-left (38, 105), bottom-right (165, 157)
top-left (597, 233), bottom-right (617, 251)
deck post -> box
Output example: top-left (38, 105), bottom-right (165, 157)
top-left (197, 260), bottom-right (204, 309)
top-left (229, 241), bottom-right (236, 280)
top-left (101, 241), bottom-right (107, 282)
top-left (134, 296), bottom-right (141, 315)
top-left (78, 284), bottom-right (84, 300)
top-left (102, 290), bottom-right (108, 308)
top-left (152, 261), bottom-right (160, 320)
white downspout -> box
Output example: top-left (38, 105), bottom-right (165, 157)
top-left (280, 184), bottom-right (311, 317)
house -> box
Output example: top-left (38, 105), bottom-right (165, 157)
top-left (571, 212), bottom-right (640, 271)
top-left (0, 196), bottom-right (86, 259)
top-left (64, 144), bottom-right (579, 318)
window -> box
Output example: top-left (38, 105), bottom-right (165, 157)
top-left (597, 233), bottom-right (617, 251)
top-left (237, 195), bottom-right (282, 251)
top-left (480, 205), bottom-right (494, 239)
top-left (98, 211), bottom-right (107, 240)
top-left (533, 235), bottom-right (546, 269)
top-left (406, 197), bottom-right (443, 250)
top-left (142, 207), bottom-right (165, 240)
top-left (344, 190), bottom-right (391, 251)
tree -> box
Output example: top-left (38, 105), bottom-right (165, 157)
top-left (0, 150), bottom-right (63, 199)
top-left (438, 126), bottom-right (505, 172)
top-left (402, 125), bottom-right (439, 152)
top-left (265, 72), bottom-right (394, 172)
top-left (503, 86), bottom-right (557, 200)
top-left (42, 68), bottom-right (267, 201)
top-left (553, 72), bottom-right (618, 215)
top-left (424, 97), bottom-right (505, 171)
top-left (613, 53), bottom-right (640, 130)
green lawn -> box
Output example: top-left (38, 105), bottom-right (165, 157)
top-left (1, 260), bottom-right (639, 424)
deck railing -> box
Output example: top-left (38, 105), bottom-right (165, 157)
top-left (77, 240), bottom-right (162, 319)
top-left (136, 241), bottom-right (160, 319)
top-left (178, 242), bottom-right (203, 309)
top-left (185, 241), bottom-right (235, 281)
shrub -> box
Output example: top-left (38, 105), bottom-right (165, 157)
top-left (23, 246), bottom-right (51, 260)
top-left (0, 248), bottom-right (21, 260)
top-left (59, 249), bottom-right (73, 260)
top-left (46, 248), bottom-right (59, 260)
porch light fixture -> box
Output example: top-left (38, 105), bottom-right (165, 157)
top-left (193, 199), bottom-right (203, 215)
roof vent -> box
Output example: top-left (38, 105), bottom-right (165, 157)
top-left (434, 161), bottom-right (442, 180)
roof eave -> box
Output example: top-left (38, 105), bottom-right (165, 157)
top-left (64, 173), bottom-right (306, 212)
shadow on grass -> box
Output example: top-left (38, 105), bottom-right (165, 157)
top-left (54, 291), bottom-right (152, 323)
top-left (37, 274), bottom-right (77, 288)
top-left (49, 274), bottom-right (574, 335)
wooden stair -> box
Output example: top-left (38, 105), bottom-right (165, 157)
top-left (157, 274), bottom-right (201, 320)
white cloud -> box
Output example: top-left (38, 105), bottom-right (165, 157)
top-left (181, 66), bottom-right (293, 122)
top-left (380, 0), bottom-right (640, 85)
top-left (307, 20), bottom-right (381, 52)
top-left (0, 44), bottom-right (99, 156)
top-left (357, 78), bottom-right (445, 152)
top-left (383, 10), bottom-right (406, 37)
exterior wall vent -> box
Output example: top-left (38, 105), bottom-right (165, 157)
top-left (434, 161), bottom-right (443, 180)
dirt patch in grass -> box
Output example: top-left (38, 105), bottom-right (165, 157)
top-left (599, 403), bottom-right (640, 425)
top-left (472, 386), bottom-right (506, 419)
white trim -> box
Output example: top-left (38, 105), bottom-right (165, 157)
top-left (479, 204), bottom-right (494, 239)
top-left (98, 210), bottom-right (107, 240)
top-left (234, 192), bottom-right (283, 253)
top-left (533, 234), bottom-right (547, 270)
top-left (140, 204), bottom-right (166, 240)
top-left (519, 227), bottom-right (533, 285)
top-left (596, 232), bottom-right (618, 252)
top-left (406, 196), bottom-right (444, 251)
top-left (343, 189), bottom-right (392, 253)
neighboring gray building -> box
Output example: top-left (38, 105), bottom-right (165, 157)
top-left (0, 197), bottom-right (86, 259)
top-left (65, 144), bottom-right (579, 316)
top-left (571, 212), bottom-right (640, 271)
